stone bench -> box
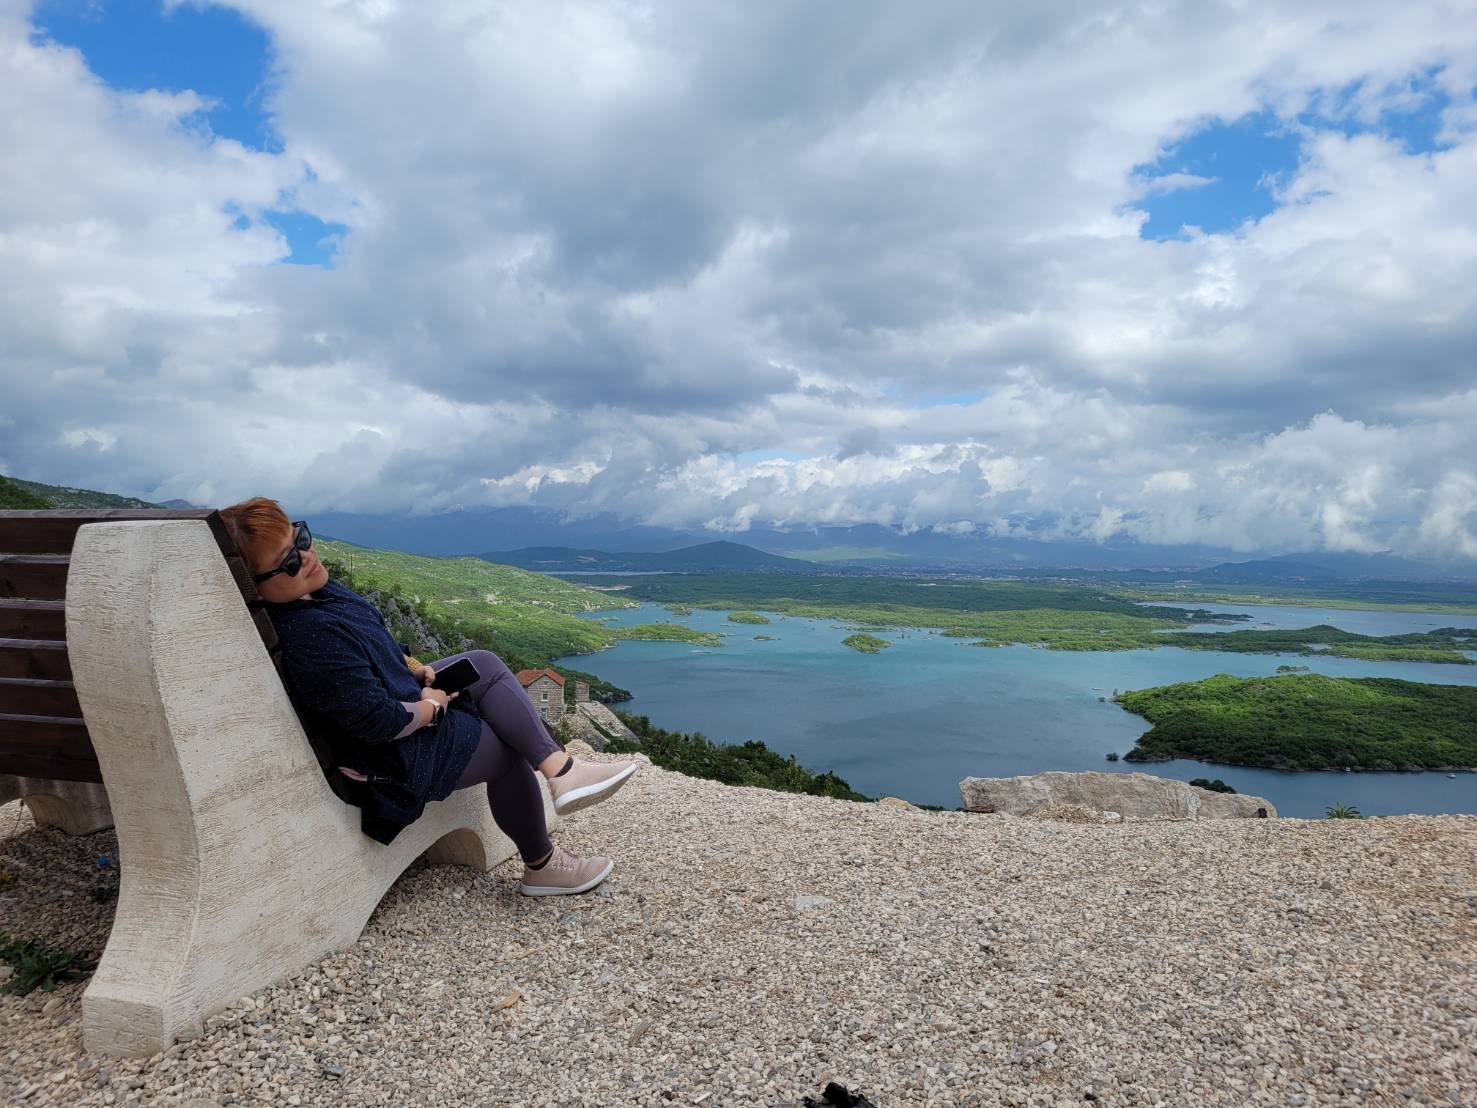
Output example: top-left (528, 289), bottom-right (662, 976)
top-left (0, 512), bottom-right (554, 1055)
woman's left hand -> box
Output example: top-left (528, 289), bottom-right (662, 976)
top-left (414, 664), bottom-right (437, 687)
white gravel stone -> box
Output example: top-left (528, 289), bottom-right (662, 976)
top-left (2, 766), bottom-right (1474, 1107)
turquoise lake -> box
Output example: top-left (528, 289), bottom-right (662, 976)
top-left (557, 601), bottom-right (1477, 819)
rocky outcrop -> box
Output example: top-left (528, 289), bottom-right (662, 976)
top-left (959, 770), bottom-right (1276, 820)
top-left (576, 701), bottom-right (637, 743)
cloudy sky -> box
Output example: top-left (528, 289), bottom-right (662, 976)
top-left (3, 0), bottom-right (1475, 558)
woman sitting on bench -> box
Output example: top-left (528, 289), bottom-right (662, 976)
top-left (221, 497), bottom-right (636, 896)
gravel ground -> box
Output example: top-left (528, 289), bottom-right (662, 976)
top-left (2, 758), bottom-right (1475, 1108)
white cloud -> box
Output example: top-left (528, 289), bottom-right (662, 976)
top-left (1, 0), bottom-right (1475, 560)
top-left (1135, 172), bottom-right (1217, 196)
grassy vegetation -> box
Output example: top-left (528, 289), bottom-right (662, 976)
top-left (1158, 624), bottom-right (1476, 665)
top-left (1189, 778), bottom-right (1236, 793)
top-left (0, 931), bottom-right (95, 995)
top-left (615, 623), bottom-right (726, 646)
top-left (566, 572), bottom-right (1477, 664)
top-left (1, 475), bottom-right (157, 509)
top-left (320, 542), bottom-right (737, 661)
top-left (321, 541), bottom-right (635, 660)
top-left (842, 632), bottom-right (891, 653)
top-left (1116, 673), bottom-right (1477, 770)
top-left (726, 610), bottom-right (771, 624)
top-left (320, 544), bottom-right (632, 702)
top-left (1114, 583), bottom-right (1477, 615)
top-left (0, 476), bottom-right (51, 508)
top-left (575, 573), bottom-right (1222, 650)
top-left (607, 713), bottom-right (869, 801)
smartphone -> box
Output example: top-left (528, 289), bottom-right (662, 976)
top-left (431, 657), bottom-right (481, 694)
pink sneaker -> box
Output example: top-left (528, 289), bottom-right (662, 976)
top-left (548, 757), bottom-right (638, 815)
top-left (519, 845), bottom-right (614, 896)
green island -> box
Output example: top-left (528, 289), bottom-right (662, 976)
top-left (842, 632), bottom-right (891, 653)
top-left (1115, 582), bottom-right (1477, 615)
top-left (615, 623), bottom-right (725, 646)
top-left (1116, 673), bottom-right (1477, 771)
top-left (753, 634), bottom-right (777, 641)
top-left (726, 610), bottom-right (770, 624)
top-left (1156, 624), bottom-right (1476, 665)
top-left (664, 604), bottom-right (693, 616)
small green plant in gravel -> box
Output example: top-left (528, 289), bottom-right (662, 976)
top-left (0, 931), bottom-right (97, 995)
top-left (1325, 804), bottom-right (1364, 819)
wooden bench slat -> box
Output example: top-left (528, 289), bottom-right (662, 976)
top-left (0, 511), bottom-right (282, 789)
top-left (0, 713), bottom-right (101, 782)
top-left (0, 555), bottom-right (70, 600)
top-left (0, 677), bottom-right (81, 718)
top-left (0, 639), bottom-right (72, 680)
top-left (0, 599), bottom-right (66, 639)
top-left (0, 509), bottom-right (215, 555)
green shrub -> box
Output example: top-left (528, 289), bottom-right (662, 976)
top-left (608, 713), bottom-right (870, 801)
top-left (0, 931), bottom-right (96, 995)
top-left (1189, 777), bottom-right (1236, 793)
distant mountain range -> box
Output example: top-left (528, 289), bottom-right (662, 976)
top-left (1095, 551), bottom-right (1462, 585)
top-left (7, 476), bottom-right (1474, 580)
top-left (484, 540), bottom-right (814, 573)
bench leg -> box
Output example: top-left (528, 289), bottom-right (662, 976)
top-left (65, 519), bottom-right (557, 1056)
top-left (0, 775), bottom-right (114, 836)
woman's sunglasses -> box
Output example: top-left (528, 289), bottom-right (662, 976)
top-left (253, 521), bottom-right (313, 583)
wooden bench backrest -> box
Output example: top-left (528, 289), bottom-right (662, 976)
top-left (0, 510), bottom-right (324, 784)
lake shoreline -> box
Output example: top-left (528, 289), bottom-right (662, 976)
top-left (564, 600), bottom-right (1477, 818)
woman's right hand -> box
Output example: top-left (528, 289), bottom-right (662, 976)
top-left (420, 686), bottom-right (457, 710)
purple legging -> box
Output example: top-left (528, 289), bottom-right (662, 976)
top-left (435, 649), bottom-right (562, 864)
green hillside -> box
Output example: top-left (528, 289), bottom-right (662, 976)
top-left (2, 475), bottom-right (159, 508)
top-left (0, 477), bottom-right (51, 508)
top-left (319, 540), bottom-right (722, 665)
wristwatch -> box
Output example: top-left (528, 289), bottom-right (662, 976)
top-left (429, 700), bottom-right (445, 727)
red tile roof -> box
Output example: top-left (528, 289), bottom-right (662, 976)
top-left (515, 667), bottom-right (565, 687)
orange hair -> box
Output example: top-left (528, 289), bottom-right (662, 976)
top-left (219, 496), bottom-right (292, 569)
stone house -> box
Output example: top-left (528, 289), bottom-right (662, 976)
top-left (515, 669), bottom-right (592, 726)
top-left (515, 668), bottom-right (566, 726)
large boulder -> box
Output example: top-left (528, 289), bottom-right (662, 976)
top-left (959, 771), bottom-right (1276, 820)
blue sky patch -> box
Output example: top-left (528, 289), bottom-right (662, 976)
top-left (33, 0), bottom-right (278, 151)
top-left (1134, 70), bottom-right (1461, 241)
top-left (1133, 112), bottom-right (1302, 240)
top-left (34, 1), bottom-right (348, 266)
top-left (262, 211), bottom-right (348, 267)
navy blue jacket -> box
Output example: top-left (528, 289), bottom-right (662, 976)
top-left (266, 580), bottom-right (480, 844)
